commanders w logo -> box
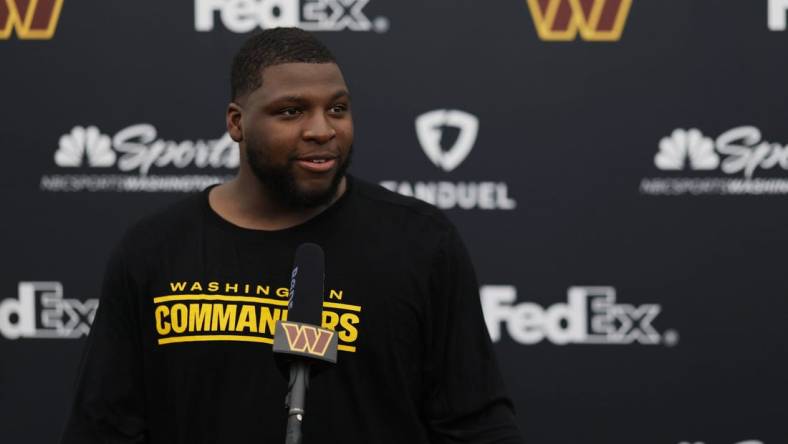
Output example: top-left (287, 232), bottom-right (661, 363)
top-left (281, 322), bottom-right (335, 357)
top-left (526, 0), bottom-right (632, 41)
top-left (0, 0), bottom-right (64, 40)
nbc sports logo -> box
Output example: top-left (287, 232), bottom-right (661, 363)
top-left (526, 0), bottom-right (632, 42)
top-left (640, 126), bottom-right (788, 196)
top-left (0, 0), bottom-right (64, 40)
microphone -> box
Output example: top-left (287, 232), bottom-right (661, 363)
top-left (273, 243), bottom-right (338, 444)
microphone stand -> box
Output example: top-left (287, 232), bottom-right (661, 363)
top-left (284, 361), bottom-right (310, 444)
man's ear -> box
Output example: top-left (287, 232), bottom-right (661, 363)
top-left (227, 102), bottom-right (244, 142)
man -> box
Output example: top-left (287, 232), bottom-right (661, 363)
top-left (62, 28), bottom-right (523, 443)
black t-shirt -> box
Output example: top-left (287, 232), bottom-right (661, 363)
top-left (61, 176), bottom-right (523, 444)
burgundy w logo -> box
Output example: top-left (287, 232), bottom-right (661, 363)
top-left (281, 322), bottom-right (335, 357)
top-left (526, 0), bottom-right (632, 42)
top-left (0, 0), bottom-right (64, 40)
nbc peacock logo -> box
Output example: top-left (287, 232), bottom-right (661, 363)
top-left (54, 126), bottom-right (116, 168)
top-left (654, 129), bottom-right (719, 171)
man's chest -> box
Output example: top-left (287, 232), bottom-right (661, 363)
top-left (136, 247), bottom-right (428, 369)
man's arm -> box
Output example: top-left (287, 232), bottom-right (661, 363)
top-left (61, 242), bottom-right (149, 443)
top-left (424, 225), bottom-right (524, 443)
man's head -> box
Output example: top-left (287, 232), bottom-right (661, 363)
top-left (227, 28), bottom-right (353, 210)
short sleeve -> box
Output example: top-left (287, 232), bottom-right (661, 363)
top-left (61, 242), bottom-right (149, 443)
top-left (423, 226), bottom-right (524, 443)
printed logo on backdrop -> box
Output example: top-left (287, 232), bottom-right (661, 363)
top-left (40, 124), bottom-right (238, 192)
top-left (481, 285), bottom-right (679, 346)
top-left (0, 0), bottom-right (63, 40)
top-left (526, 0), bottom-right (632, 42)
top-left (380, 109), bottom-right (517, 210)
top-left (0, 282), bottom-right (98, 340)
top-left (195, 0), bottom-right (390, 33)
top-left (769, 0), bottom-right (788, 30)
top-left (416, 109), bottom-right (478, 173)
top-left (640, 127), bottom-right (788, 195)
top-left (679, 440), bottom-right (763, 444)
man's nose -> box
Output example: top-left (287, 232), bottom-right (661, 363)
top-left (302, 112), bottom-right (336, 144)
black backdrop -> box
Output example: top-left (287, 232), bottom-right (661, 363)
top-left (1, 1), bottom-right (786, 443)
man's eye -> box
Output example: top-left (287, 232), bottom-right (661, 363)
top-left (279, 108), bottom-right (301, 117)
top-left (330, 104), bottom-right (348, 114)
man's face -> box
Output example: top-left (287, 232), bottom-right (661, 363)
top-left (238, 62), bottom-right (353, 209)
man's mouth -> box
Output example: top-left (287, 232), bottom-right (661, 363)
top-left (295, 154), bottom-right (338, 173)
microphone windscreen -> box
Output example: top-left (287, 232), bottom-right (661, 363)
top-left (287, 243), bottom-right (325, 326)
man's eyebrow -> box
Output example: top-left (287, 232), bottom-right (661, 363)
top-left (269, 95), bottom-right (306, 104)
top-left (331, 90), bottom-right (351, 101)
top-left (267, 90), bottom-right (351, 104)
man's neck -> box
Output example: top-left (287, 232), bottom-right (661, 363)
top-left (208, 170), bottom-right (347, 231)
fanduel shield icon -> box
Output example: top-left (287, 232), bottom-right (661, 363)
top-left (415, 109), bottom-right (479, 172)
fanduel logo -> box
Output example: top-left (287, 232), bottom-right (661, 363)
top-left (195, 0), bottom-right (389, 33)
top-left (0, 282), bottom-right (98, 340)
top-left (416, 109), bottom-right (478, 173)
top-left (481, 286), bottom-right (677, 346)
top-left (0, 0), bottom-right (64, 40)
top-left (40, 124), bottom-right (238, 192)
top-left (526, 0), bottom-right (632, 42)
top-left (769, 0), bottom-right (788, 30)
top-left (380, 109), bottom-right (517, 210)
top-left (641, 127), bottom-right (788, 195)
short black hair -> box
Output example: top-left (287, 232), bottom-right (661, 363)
top-left (230, 27), bottom-right (337, 101)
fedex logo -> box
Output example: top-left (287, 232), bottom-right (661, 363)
top-left (526, 0), bottom-right (632, 42)
top-left (481, 286), bottom-right (678, 346)
top-left (0, 0), bottom-right (64, 40)
top-left (195, 0), bottom-right (389, 33)
top-left (0, 282), bottom-right (98, 340)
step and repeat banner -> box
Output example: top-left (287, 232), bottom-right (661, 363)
top-left (1, 1), bottom-right (786, 443)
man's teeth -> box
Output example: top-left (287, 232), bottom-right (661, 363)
top-left (311, 159), bottom-right (326, 163)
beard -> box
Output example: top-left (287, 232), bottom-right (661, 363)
top-left (245, 143), bottom-right (352, 210)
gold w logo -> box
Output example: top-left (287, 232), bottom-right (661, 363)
top-left (281, 322), bottom-right (335, 357)
top-left (0, 0), bottom-right (64, 40)
top-left (526, 0), bottom-right (632, 42)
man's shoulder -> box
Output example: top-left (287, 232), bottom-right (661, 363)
top-left (118, 191), bottom-right (206, 253)
top-left (350, 177), bottom-right (455, 234)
